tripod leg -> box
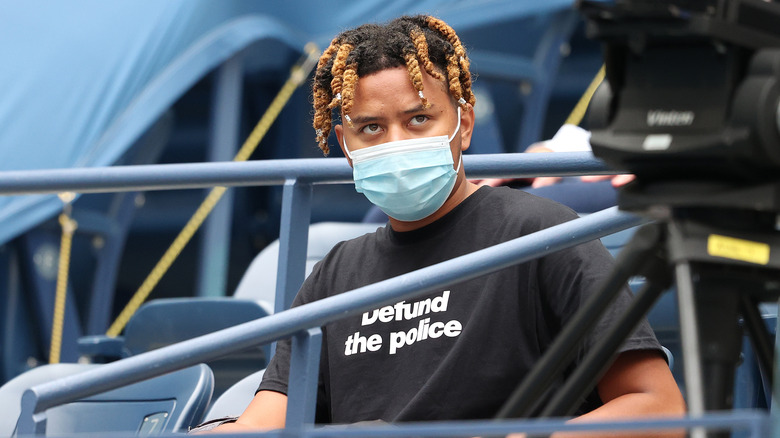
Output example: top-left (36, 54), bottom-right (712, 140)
top-left (540, 278), bottom-right (667, 417)
top-left (739, 294), bottom-right (774, 389)
top-left (675, 261), bottom-right (712, 438)
top-left (677, 263), bottom-right (744, 438)
top-left (696, 275), bottom-right (742, 412)
top-left (676, 262), bottom-right (706, 418)
top-left (495, 223), bottom-right (665, 419)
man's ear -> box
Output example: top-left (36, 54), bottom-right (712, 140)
top-left (334, 124), bottom-right (353, 167)
top-left (458, 103), bottom-right (475, 152)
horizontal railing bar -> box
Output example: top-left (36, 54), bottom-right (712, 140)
top-left (26, 206), bottom-right (644, 412)
top-left (23, 410), bottom-right (766, 438)
top-left (298, 411), bottom-right (766, 438)
top-left (0, 152), bottom-right (621, 195)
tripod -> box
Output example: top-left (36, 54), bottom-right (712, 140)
top-left (496, 181), bottom-right (780, 438)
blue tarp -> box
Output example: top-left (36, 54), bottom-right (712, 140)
top-left (0, 1), bottom-right (311, 245)
top-left (0, 0), bottom-right (578, 246)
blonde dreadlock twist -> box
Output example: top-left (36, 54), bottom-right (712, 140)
top-left (310, 15), bottom-right (477, 155)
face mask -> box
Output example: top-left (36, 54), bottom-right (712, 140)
top-left (344, 108), bottom-right (462, 222)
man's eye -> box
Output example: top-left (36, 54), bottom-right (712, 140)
top-left (410, 115), bottom-right (428, 126)
top-left (361, 124), bottom-right (381, 134)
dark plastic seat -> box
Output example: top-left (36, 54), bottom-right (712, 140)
top-left (1, 364), bottom-right (92, 437)
top-left (0, 363), bottom-right (212, 436)
top-left (79, 297), bottom-right (270, 400)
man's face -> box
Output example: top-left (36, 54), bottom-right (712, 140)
top-left (335, 66), bottom-right (473, 165)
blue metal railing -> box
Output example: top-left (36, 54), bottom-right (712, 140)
top-left (0, 152), bottom-right (614, 195)
top-left (2, 152), bottom-right (769, 436)
top-left (0, 152), bottom-right (621, 317)
top-left (233, 411), bottom-right (770, 437)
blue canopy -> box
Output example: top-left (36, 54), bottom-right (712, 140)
top-left (0, 1), bottom-right (309, 245)
top-left (0, 0), bottom-right (579, 245)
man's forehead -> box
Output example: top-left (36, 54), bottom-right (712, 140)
top-left (351, 67), bottom-right (450, 104)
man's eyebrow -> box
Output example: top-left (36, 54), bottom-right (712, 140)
top-left (348, 103), bottom-right (436, 125)
top-left (348, 114), bottom-right (381, 125)
top-left (403, 103), bottom-right (433, 114)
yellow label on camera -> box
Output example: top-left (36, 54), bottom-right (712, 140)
top-left (707, 234), bottom-right (770, 265)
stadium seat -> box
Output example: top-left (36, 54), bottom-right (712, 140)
top-left (79, 222), bottom-right (381, 402)
top-left (203, 368), bottom-right (266, 422)
top-left (0, 363), bottom-right (92, 437)
top-left (233, 221), bottom-right (382, 310)
top-left (0, 363), bottom-right (212, 436)
top-left (79, 297), bottom-right (270, 400)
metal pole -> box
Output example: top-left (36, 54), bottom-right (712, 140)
top-left (286, 327), bottom-right (323, 427)
top-left (675, 260), bottom-right (707, 438)
top-left (197, 54), bottom-right (244, 297)
top-left (275, 179), bottom-right (312, 314)
top-left (0, 152), bottom-right (616, 196)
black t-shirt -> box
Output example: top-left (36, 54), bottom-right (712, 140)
top-left (258, 186), bottom-right (661, 423)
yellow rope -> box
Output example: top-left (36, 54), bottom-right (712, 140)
top-left (50, 193), bottom-right (77, 364)
top-left (564, 64), bottom-right (606, 127)
top-left (106, 43), bottom-right (320, 337)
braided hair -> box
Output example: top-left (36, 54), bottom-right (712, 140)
top-left (312, 15), bottom-right (476, 155)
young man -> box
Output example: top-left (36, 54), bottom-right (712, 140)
top-left (210, 15), bottom-right (685, 435)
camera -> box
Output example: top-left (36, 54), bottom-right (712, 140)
top-left (580, 0), bottom-right (780, 185)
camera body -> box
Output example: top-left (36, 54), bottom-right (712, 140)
top-left (580, 0), bottom-right (780, 184)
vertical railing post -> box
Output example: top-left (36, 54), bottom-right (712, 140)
top-left (274, 179), bottom-right (312, 313)
top-left (17, 389), bottom-right (47, 435)
top-left (197, 53), bottom-right (244, 297)
top-left (86, 191), bottom-right (140, 334)
top-left (285, 327), bottom-right (323, 428)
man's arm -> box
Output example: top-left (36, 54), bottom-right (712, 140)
top-left (507, 349), bottom-right (685, 438)
top-left (566, 349), bottom-right (686, 437)
top-left (199, 390), bottom-right (287, 433)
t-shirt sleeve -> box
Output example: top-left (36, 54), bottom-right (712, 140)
top-left (532, 204), bottom-right (662, 415)
top-left (534, 205), bottom-right (661, 356)
top-left (256, 339), bottom-right (292, 395)
top-left (256, 266), bottom-right (321, 395)
top-left (254, 257), bottom-right (335, 423)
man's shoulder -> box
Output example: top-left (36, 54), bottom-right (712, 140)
top-left (312, 225), bottom-right (386, 270)
top-left (295, 227), bottom-right (386, 303)
top-left (479, 186), bottom-right (581, 225)
top-left (330, 224), bottom-right (385, 252)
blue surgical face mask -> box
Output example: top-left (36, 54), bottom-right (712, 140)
top-left (344, 108), bottom-right (462, 222)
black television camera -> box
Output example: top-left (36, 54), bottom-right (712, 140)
top-left (580, 0), bottom-right (780, 191)
top-left (497, 5), bottom-right (780, 431)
